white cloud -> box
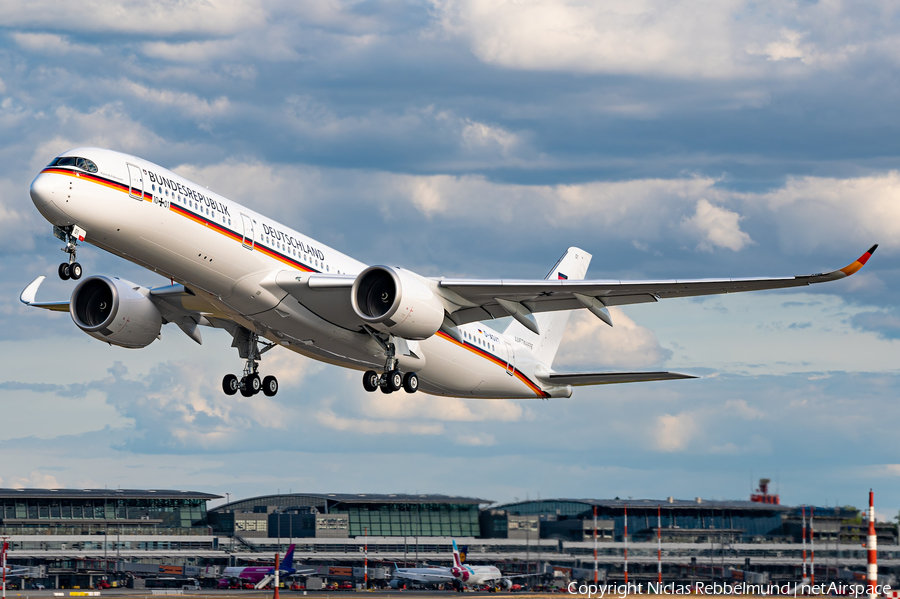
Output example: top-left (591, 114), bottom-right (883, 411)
top-left (314, 409), bottom-right (445, 435)
top-left (750, 172), bottom-right (900, 253)
top-left (681, 199), bottom-right (753, 252)
top-left (359, 392), bottom-right (529, 423)
top-left (455, 432), bottom-right (497, 446)
top-left (12, 32), bottom-right (101, 55)
top-left (116, 80), bottom-right (231, 118)
top-left (654, 412), bottom-right (697, 452)
top-left (0, 0), bottom-right (266, 36)
top-left (460, 119), bottom-right (520, 155)
top-left (433, 0), bottom-right (883, 79)
top-left (8, 471), bottom-right (62, 489)
top-left (554, 308), bottom-right (670, 369)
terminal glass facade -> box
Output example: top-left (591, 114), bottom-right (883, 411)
top-left (338, 502), bottom-right (479, 537)
top-left (0, 497), bottom-right (207, 528)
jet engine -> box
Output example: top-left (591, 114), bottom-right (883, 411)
top-left (70, 275), bottom-right (162, 348)
top-left (351, 266), bottom-right (445, 340)
top-left (499, 579), bottom-right (513, 590)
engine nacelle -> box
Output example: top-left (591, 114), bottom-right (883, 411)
top-left (351, 266), bottom-right (445, 340)
top-left (70, 276), bottom-right (162, 349)
top-left (499, 579), bottom-right (513, 590)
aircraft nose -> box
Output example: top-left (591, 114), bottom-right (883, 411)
top-left (30, 172), bottom-right (57, 207)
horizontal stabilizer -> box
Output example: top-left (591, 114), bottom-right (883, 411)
top-left (542, 371), bottom-right (697, 386)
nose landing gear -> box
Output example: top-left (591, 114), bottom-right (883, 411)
top-left (360, 329), bottom-right (419, 394)
top-left (53, 225), bottom-right (84, 281)
top-left (221, 328), bottom-right (279, 397)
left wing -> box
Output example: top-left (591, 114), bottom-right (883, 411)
top-left (440, 245), bottom-right (878, 327)
top-left (394, 571), bottom-right (455, 583)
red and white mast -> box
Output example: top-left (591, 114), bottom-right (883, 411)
top-left (867, 490), bottom-right (877, 599)
top-left (2, 538), bottom-right (8, 599)
top-left (623, 504), bottom-right (628, 586)
top-left (657, 505), bottom-right (662, 584)
top-left (801, 506), bottom-right (807, 580)
top-left (809, 509), bottom-right (815, 585)
top-left (593, 506), bottom-right (598, 584)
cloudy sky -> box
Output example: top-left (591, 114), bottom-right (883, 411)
top-left (1, 0), bottom-right (899, 518)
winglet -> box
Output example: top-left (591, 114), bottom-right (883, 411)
top-left (839, 244), bottom-right (878, 277)
top-left (20, 276), bottom-right (70, 312)
top-left (20, 275), bottom-right (46, 305)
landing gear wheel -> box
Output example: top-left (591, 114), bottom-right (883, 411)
top-left (387, 369), bottom-right (403, 392)
top-left (70, 262), bottom-right (83, 280)
top-left (403, 372), bottom-right (419, 393)
top-left (246, 373), bottom-right (261, 395)
top-left (222, 374), bottom-right (239, 396)
top-left (58, 263), bottom-right (71, 280)
top-left (240, 377), bottom-right (254, 397)
top-left (262, 375), bottom-right (278, 397)
top-left (362, 370), bottom-right (380, 392)
top-left (380, 384), bottom-right (394, 394)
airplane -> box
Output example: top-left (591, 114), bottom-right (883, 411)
top-left (389, 563), bottom-right (456, 589)
top-left (448, 539), bottom-right (523, 591)
top-left (22, 148), bottom-right (878, 399)
top-left (217, 544), bottom-right (312, 588)
top-left (1, 565), bottom-right (30, 577)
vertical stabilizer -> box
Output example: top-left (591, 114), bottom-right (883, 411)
top-left (280, 544), bottom-right (296, 570)
top-left (503, 247), bottom-right (592, 366)
top-left (451, 540), bottom-right (463, 567)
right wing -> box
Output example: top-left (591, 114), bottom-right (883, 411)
top-left (439, 245), bottom-right (878, 327)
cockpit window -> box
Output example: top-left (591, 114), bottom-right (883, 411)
top-left (49, 156), bottom-right (98, 173)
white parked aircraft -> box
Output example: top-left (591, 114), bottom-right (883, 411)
top-left (389, 564), bottom-right (456, 588)
top-left (448, 540), bottom-right (521, 590)
top-left (22, 148), bottom-right (877, 398)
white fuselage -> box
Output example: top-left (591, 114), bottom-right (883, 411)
top-left (453, 564), bottom-right (504, 587)
top-left (30, 148), bottom-right (567, 399)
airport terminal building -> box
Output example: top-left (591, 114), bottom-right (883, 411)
top-left (2, 488), bottom-right (899, 589)
top-left (205, 493), bottom-right (486, 539)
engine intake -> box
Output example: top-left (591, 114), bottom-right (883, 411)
top-left (351, 266), bottom-right (444, 340)
top-left (70, 276), bottom-right (162, 348)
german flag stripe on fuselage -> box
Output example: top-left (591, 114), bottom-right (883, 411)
top-left (42, 166), bottom-right (321, 275)
top-left (435, 330), bottom-right (549, 398)
top-left (42, 167), bottom-right (153, 201)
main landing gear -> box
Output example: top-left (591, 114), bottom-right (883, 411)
top-left (360, 329), bottom-right (419, 394)
top-left (222, 327), bottom-right (279, 397)
top-left (53, 225), bottom-right (83, 281)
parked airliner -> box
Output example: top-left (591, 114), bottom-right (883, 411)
top-left (218, 544), bottom-right (311, 588)
top-left (22, 148), bottom-right (877, 398)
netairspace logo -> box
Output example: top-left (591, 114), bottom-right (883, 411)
top-left (567, 582), bottom-right (892, 597)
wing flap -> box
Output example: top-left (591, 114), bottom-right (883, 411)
top-left (543, 371), bottom-right (697, 386)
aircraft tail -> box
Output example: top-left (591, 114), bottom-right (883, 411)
top-left (451, 540), bottom-right (463, 568)
top-left (280, 544), bottom-right (296, 570)
top-left (503, 247), bottom-right (592, 366)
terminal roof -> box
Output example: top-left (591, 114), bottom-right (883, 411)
top-left (493, 498), bottom-right (790, 511)
top-left (211, 492), bottom-right (489, 512)
top-left (0, 488), bottom-right (222, 500)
